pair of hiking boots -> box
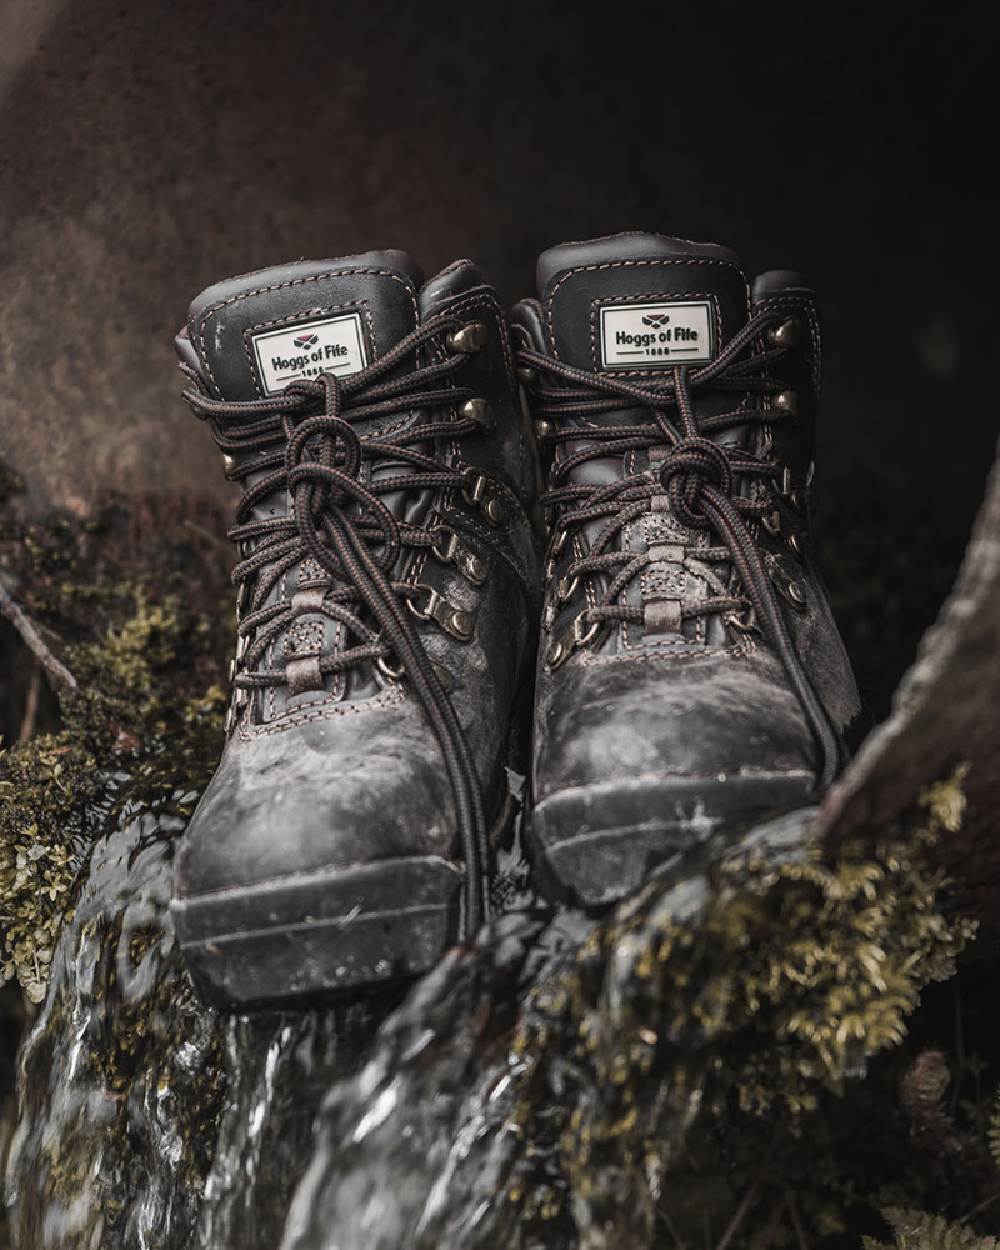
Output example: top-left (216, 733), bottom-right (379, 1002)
top-left (170, 232), bottom-right (863, 1008)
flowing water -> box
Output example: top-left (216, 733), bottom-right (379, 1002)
top-left (4, 790), bottom-right (834, 1250)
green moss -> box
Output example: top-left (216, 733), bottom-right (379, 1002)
top-left (865, 1208), bottom-right (998, 1250)
top-left (504, 771), bottom-right (978, 1243)
top-left (0, 589), bottom-right (226, 1001)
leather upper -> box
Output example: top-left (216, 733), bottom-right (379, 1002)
top-left (175, 254), bottom-right (541, 901)
top-left (512, 232), bottom-right (862, 805)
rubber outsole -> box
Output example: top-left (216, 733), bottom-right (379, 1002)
top-left (173, 855), bottom-right (465, 1009)
top-left (527, 772), bottom-right (815, 907)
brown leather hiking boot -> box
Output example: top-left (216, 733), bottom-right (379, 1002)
top-left (512, 232), bottom-right (863, 905)
top-left (171, 251), bottom-right (540, 1006)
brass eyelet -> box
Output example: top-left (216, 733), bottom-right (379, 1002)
top-left (779, 465), bottom-right (803, 512)
top-left (429, 525), bottom-right (487, 585)
top-left (446, 321), bottom-right (488, 354)
top-left (461, 466), bottom-right (508, 526)
top-left (785, 580), bottom-right (807, 609)
top-left (556, 573), bottom-right (579, 603)
top-left (459, 398), bottom-right (495, 431)
top-left (546, 613), bottom-right (599, 669)
top-left (534, 419), bottom-right (554, 441)
top-left (461, 467), bottom-right (488, 507)
top-left (545, 635), bottom-right (570, 668)
top-left (376, 654), bottom-right (406, 682)
top-left (772, 390), bottom-right (798, 416)
top-left (484, 495), bottom-right (506, 526)
top-left (407, 585), bottom-right (475, 641)
top-left (777, 576), bottom-right (807, 610)
top-left (766, 317), bottom-right (801, 349)
top-left (516, 364), bottom-right (537, 384)
top-left (724, 606), bottom-right (759, 636)
top-left (768, 559), bottom-right (808, 612)
top-left (762, 510), bottom-right (782, 538)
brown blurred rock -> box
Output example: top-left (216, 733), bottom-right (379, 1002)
top-left (816, 439), bottom-right (1000, 952)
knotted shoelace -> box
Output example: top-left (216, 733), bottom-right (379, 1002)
top-left (183, 312), bottom-right (492, 931)
top-left (518, 310), bottom-right (840, 790)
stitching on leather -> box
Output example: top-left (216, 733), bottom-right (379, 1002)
top-left (754, 293), bottom-right (822, 394)
top-left (577, 641), bottom-right (748, 666)
top-left (193, 266), bottom-right (419, 395)
top-left (241, 684), bottom-right (406, 739)
top-left (621, 447), bottom-right (635, 649)
top-left (439, 289), bottom-right (513, 374)
top-left (446, 507), bottom-right (531, 587)
top-left (587, 290), bottom-right (724, 376)
top-left (545, 258), bottom-right (751, 364)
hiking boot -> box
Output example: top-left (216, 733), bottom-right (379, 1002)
top-left (171, 251), bottom-right (541, 1006)
top-left (511, 232), bottom-right (863, 906)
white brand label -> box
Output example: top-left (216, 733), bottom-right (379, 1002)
top-left (251, 312), bottom-right (368, 395)
top-left (599, 300), bottom-right (714, 369)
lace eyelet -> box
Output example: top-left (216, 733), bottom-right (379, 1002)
top-left (779, 466), bottom-right (803, 512)
top-left (776, 574), bottom-right (807, 611)
top-left (429, 525), bottom-right (488, 585)
top-left (407, 584), bottom-right (476, 641)
top-left (772, 390), bottom-right (798, 416)
top-left (556, 573), bottom-right (579, 603)
top-left (461, 468), bottom-right (507, 527)
top-left (724, 607), bottom-right (759, 636)
top-left (534, 419), bottom-right (554, 441)
top-left (459, 398), bottom-right (495, 431)
top-left (446, 321), bottom-right (488, 354)
top-left (376, 654), bottom-right (405, 682)
top-left (546, 613), bottom-right (599, 669)
top-left (766, 317), bottom-right (801, 349)
top-left (785, 580), bottom-right (807, 609)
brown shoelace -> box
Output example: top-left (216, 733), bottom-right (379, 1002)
top-left (183, 313), bottom-right (492, 931)
top-left (518, 310), bottom-right (840, 791)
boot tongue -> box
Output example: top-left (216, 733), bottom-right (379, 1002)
top-left (537, 232), bottom-right (750, 373)
top-left (180, 250), bottom-right (424, 401)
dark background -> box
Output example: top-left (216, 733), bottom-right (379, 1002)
top-left (0, 0), bottom-right (998, 710)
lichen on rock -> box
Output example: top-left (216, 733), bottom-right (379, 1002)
top-left (0, 479), bottom-right (229, 1003)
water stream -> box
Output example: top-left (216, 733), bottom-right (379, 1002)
top-left (5, 793), bottom-right (865, 1250)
